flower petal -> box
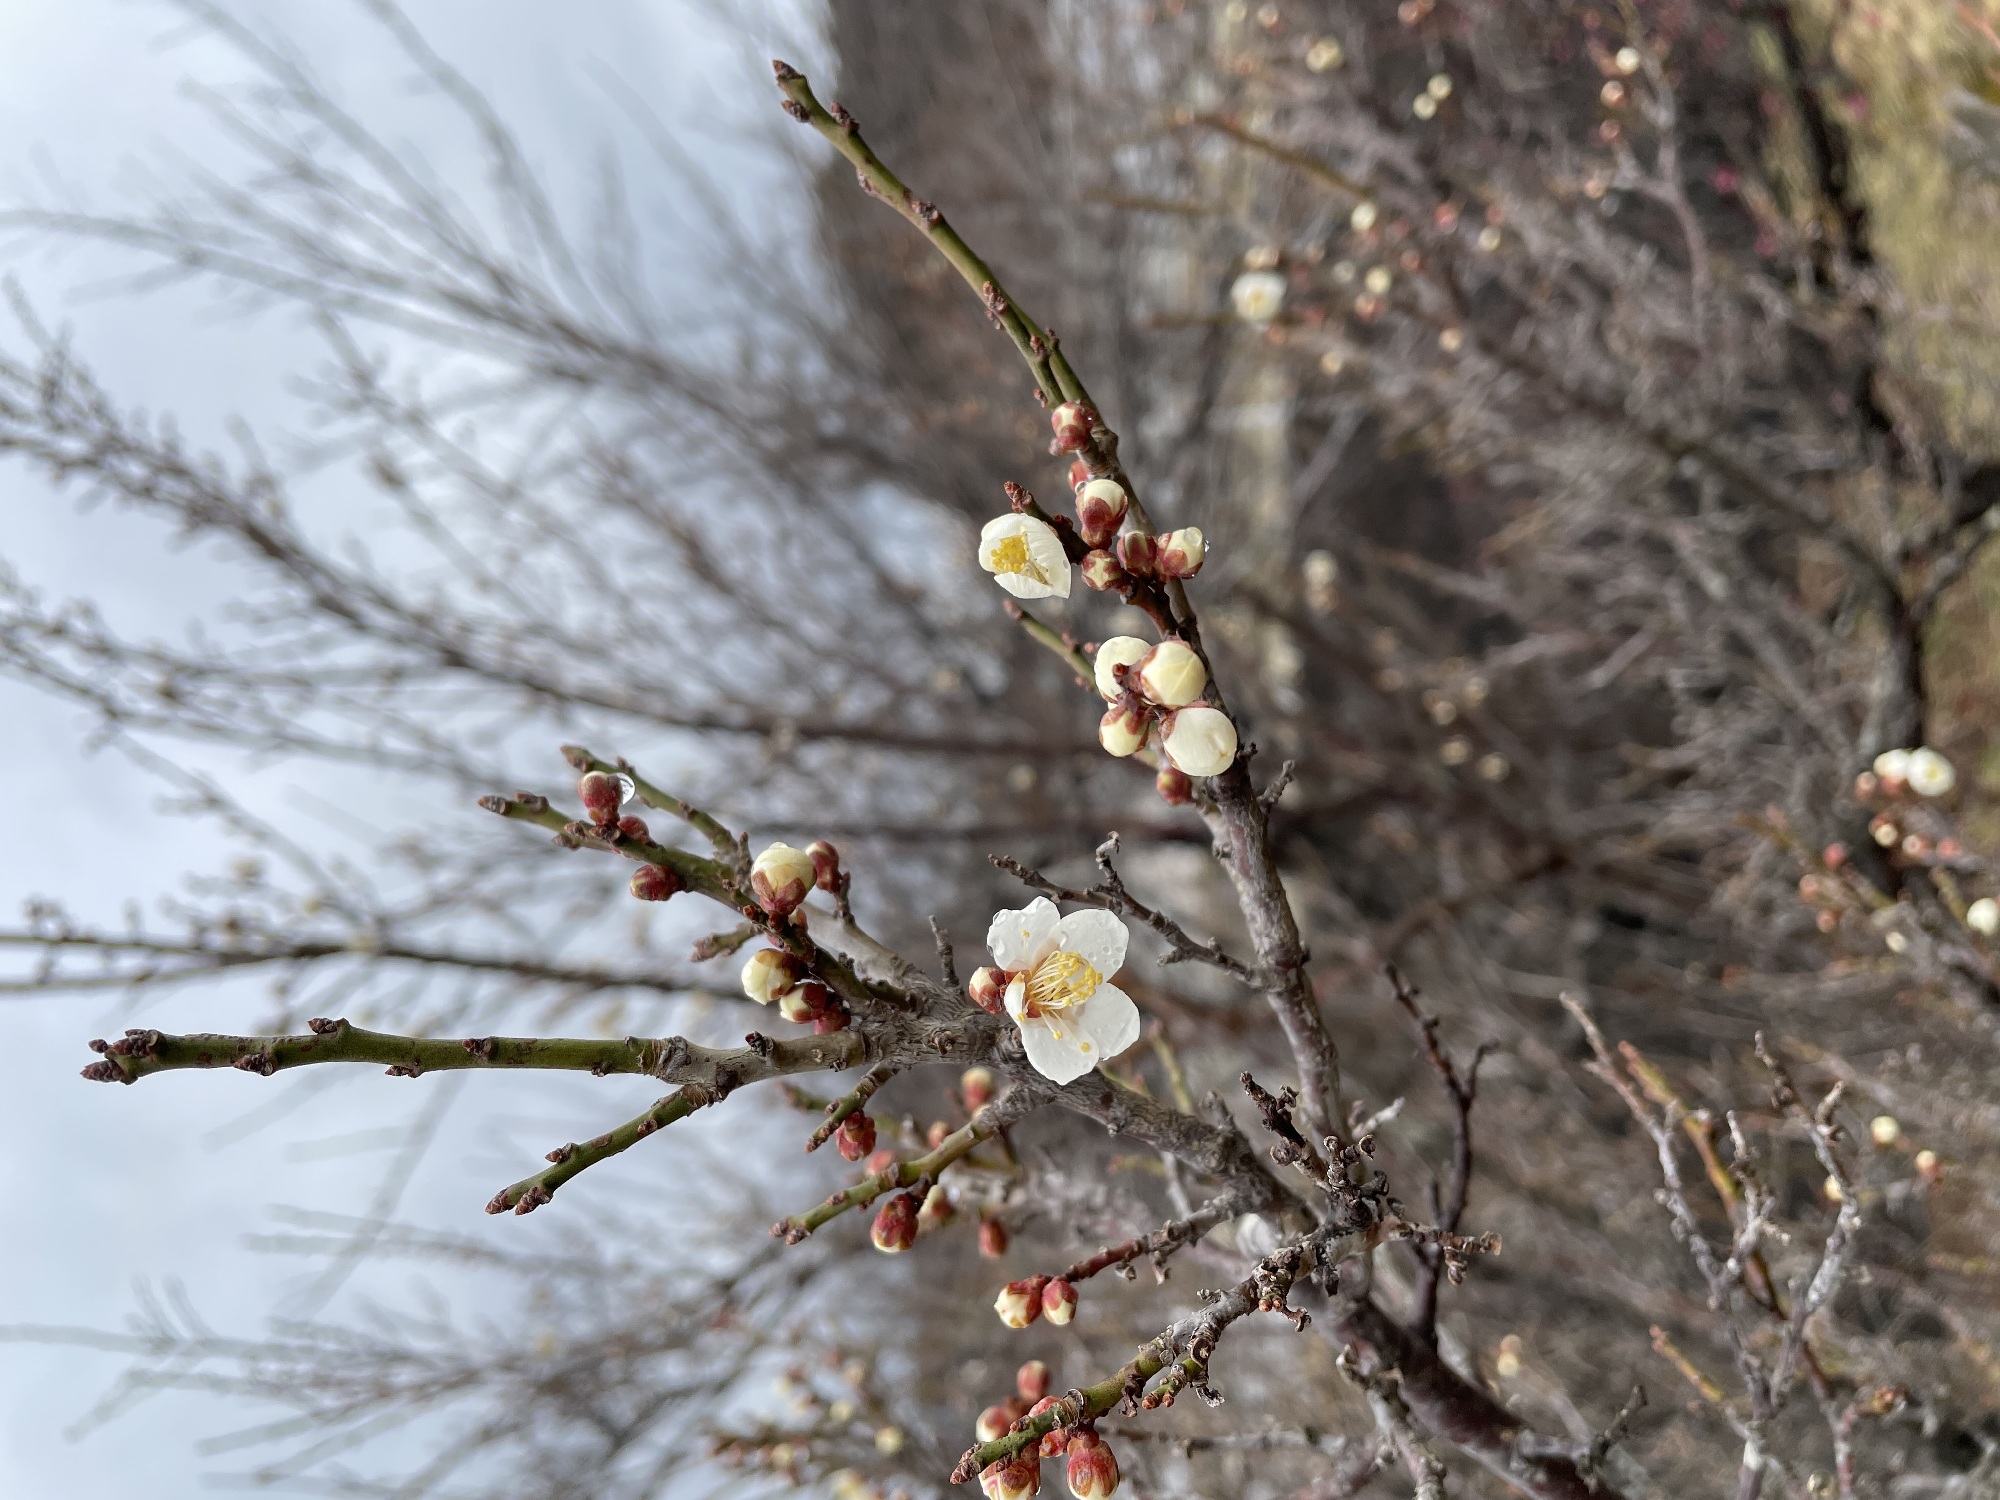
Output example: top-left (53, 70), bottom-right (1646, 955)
top-left (1017, 1016), bottom-right (1099, 1084)
top-left (979, 514), bottom-right (1071, 600)
top-left (1073, 983), bottom-right (1141, 1064)
top-left (1052, 908), bottom-right (1127, 983)
top-left (988, 898), bottom-right (1061, 971)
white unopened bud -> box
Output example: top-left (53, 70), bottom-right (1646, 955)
top-left (1075, 479), bottom-right (1129, 549)
top-left (1906, 747), bottom-right (1956, 797)
top-left (1093, 636), bottom-right (1152, 701)
top-left (1872, 748), bottom-right (1911, 787)
top-left (742, 947), bottom-right (804, 1005)
top-left (1137, 640), bottom-right (1207, 708)
top-left (1156, 527), bottom-right (1205, 579)
top-left (1099, 704), bottom-right (1152, 758)
top-left (1968, 897), bottom-right (1999, 936)
top-left (1160, 705), bottom-right (1238, 777)
top-left (751, 842), bottom-right (817, 916)
top-left (1230, 269), bottom-right (1286, 323)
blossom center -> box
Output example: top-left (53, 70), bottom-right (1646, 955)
top-left (988, 534), bottom-right (1047, 584)
top-left (1025, 949), bottom-right (1100, 1017)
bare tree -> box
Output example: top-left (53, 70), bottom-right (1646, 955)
top-left (9, 2), bottom-right (2000, 1498)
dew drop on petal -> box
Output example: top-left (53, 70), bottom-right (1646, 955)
top-left (615, 774), bottom-right (636, 805)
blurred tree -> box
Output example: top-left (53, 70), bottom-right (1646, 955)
top-left (9, 1), bottom-right (2000, 1497)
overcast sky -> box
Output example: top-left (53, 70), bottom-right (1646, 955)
top-left (0, 4), bottom-right (821, 1494)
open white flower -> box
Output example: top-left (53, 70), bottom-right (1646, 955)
top-left (1093, 635), bottom-right (1151, 700)
top-left (986, 897), bottom-right (1139, 1085)
top-left (1907, 747), bottom-right (1956, 798)
top-left (1231, 269), bottom-right (1286, 323)
top-left (979, 513), bottom-right (1071, 600)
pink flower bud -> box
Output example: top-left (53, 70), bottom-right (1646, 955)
top-left (1050, 402), bottom-right (1095, 454)
top-left (1080, 549), bottom-right (1128, 592)
top-left (1156, 766), bottom-right (1194, 805)
top-left (836, 1111), bottom-right (877, 1163)
top-left (813, 1005), bottom-right (851, 1034)
top-left (1065, 1432), bottom-right (1121, 1499)
top-left (751, 842), bottom-right (817, 917)
top-left (618, 815), bottom-right (651, 840)
top-left (1041, 1277), bottom-right (1078, 1326)
top-left (1075, 479), bottom-right (1129, 549)
top-left (1155, 527), bottom-right (1205, 580)
top-left (577, 771), bottom-right (623, 825)
top-left (871, 1193), bottom-right (919, 1253)
top-left (629, 864), bottom-right (683, 902)
top-left (981, 1457), bottom-right (1042, 1500)
top-left (1823, 841), bottom-right (1849, 870)
top-left (979, 1218), bottom-right (1009, 1258)
top-left (741, 947), bottom-right (805, 1005)
top-left (807, 840), bottom-right (842, 892)
top-left (1098, 704), bottom-right (1152, 758)
top-left (969, 967), bottom-right (1010, 1013)
top-left (1017, 1360), bottom-right (1050, 1402)
top-left (779, 980), bottom-right (832, 1025)
top-left (864, 1147), bottom-right (897, 1175)
top-left (1068, 459), bottom-right (1093, 491)
top-left (976, 1405), bottom-right (1015, 1443)
top-left (1114, 530), bottom-right (1158, 578)
top-left (961, 1065), bottom-right (995, 1112)
top-left (995, 1276), bottom-right (1049, 1328)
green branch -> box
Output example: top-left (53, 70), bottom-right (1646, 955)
top-left (560, 743), bottom-right (741, 860)
top-left (488, 1086), bottom-right (707, 1214)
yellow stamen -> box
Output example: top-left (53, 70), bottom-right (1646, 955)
top-left (988, 534), bottom-right (1047, 584)
top-left (1026, 949), bottom-right (1100, 1015)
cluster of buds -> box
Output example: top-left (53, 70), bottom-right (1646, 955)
top-left (1090, 635), bottom-right (1238, 778)
top-left (576, 772), bottom-right (687, 902)
top-left (993, 1274), bottom-right (1078, 1329)
top-left (974, 1363), bottom-right (1121, 1500)
top-left (1858, 746), bottom-right (1957, 802)
top-left (741, 946), bottom-right (850, 1031)
top-left (974, 1361), bottom-right (1049, 1442)
top-left (751, 839), bottom-right (840, 919)
top-left (1075, 519), bottom-right (1205, 595)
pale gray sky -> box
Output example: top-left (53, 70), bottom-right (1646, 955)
top-left (0, 4), bottom-right (822, 1493)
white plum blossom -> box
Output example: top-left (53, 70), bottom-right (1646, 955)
top-left (985, 898), bottom-right (1140, 1084)
top-left (979, 513), bottom-right (1071, 600)
top-left (1907, 747), bottom-right (1956, 798)
top-left (1967, 897), bottom-right (1999, 937)
top-left (1871, 748), bottom-right (1911, 786)
top-left (1230, 269), bottom-right (1286, 323)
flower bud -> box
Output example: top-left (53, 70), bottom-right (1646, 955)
top-left (1114, 530), bottom-right (1158, 578)
top-left (813, 1004), bottom-right (851, 1034)
top-left (995, 1276), bottom-right (1049, 1328)
top-left (864, 1148), bottom-right (897, 1175)
top-left (871, 1193), bottom-right (919, 1253)
top-left (1872, 748), bottom-right (1911, 788)
top-left (1066, 1432), bottom-right (1121, 1499)
top-left (807, 839), bottom-right (843, 891)
top-left (618, 815), bottom-right (651, 840)
top-left (1017, 1360), bottom-right (1050, 1402)
top-left (780, 981), bottom-right (832, 1024)
top-left (1075, 479), bottom-right (1129, 549)
top-left (1080, 549), bottom-right (1128, 592)
top-left (1068, 459), bottom-right (1093, 491)
top-left (751, 842), bottom-right (817, 917)
top-left (577, 771), bottom-right (623, 825)
top-left (1155, 527), bottom-right (1205, 580)
top-left (1969, 897), bottom-right (2000, 937)
top-left (918, 1183), bottom-right (954, 1228)
top-left (1092, 636), bottom-right (1152, 701)
top-left (961, 1065), bottom-right (995, 1112)
top-left (981, 1457), bottom-right (1042, 1500)
top-left (979, 1218), bottom-right (1009, 1258)
top-left (1051, 402), bottom-right (1095, 454)
top-left (836, 1111), bottom-right (877, 1163)
top-left (926, 1119), bottom-right (952, 1150)
top-left (1137, 640), bottom-right (1206, 708)
top-left (1160, 705), bottom-right (1238, 778)
top-left (976, 1405), bottom-right (1015, 1443)
top-left (741, 947), bottom-right (805, 1005)
top-left (1156, 766), bottom-right (1194, 805)
top-left (969, 967), bottom-right (1009, 1013)
top-left (629, 864), bottom-right (683, 902)
top-left (1823, 841), bottom-right (1849, 870)
top-left (1098, 704), bottom-right (1152, 758)
top-left (1041, 1277), bottom-right (1078, 1326)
